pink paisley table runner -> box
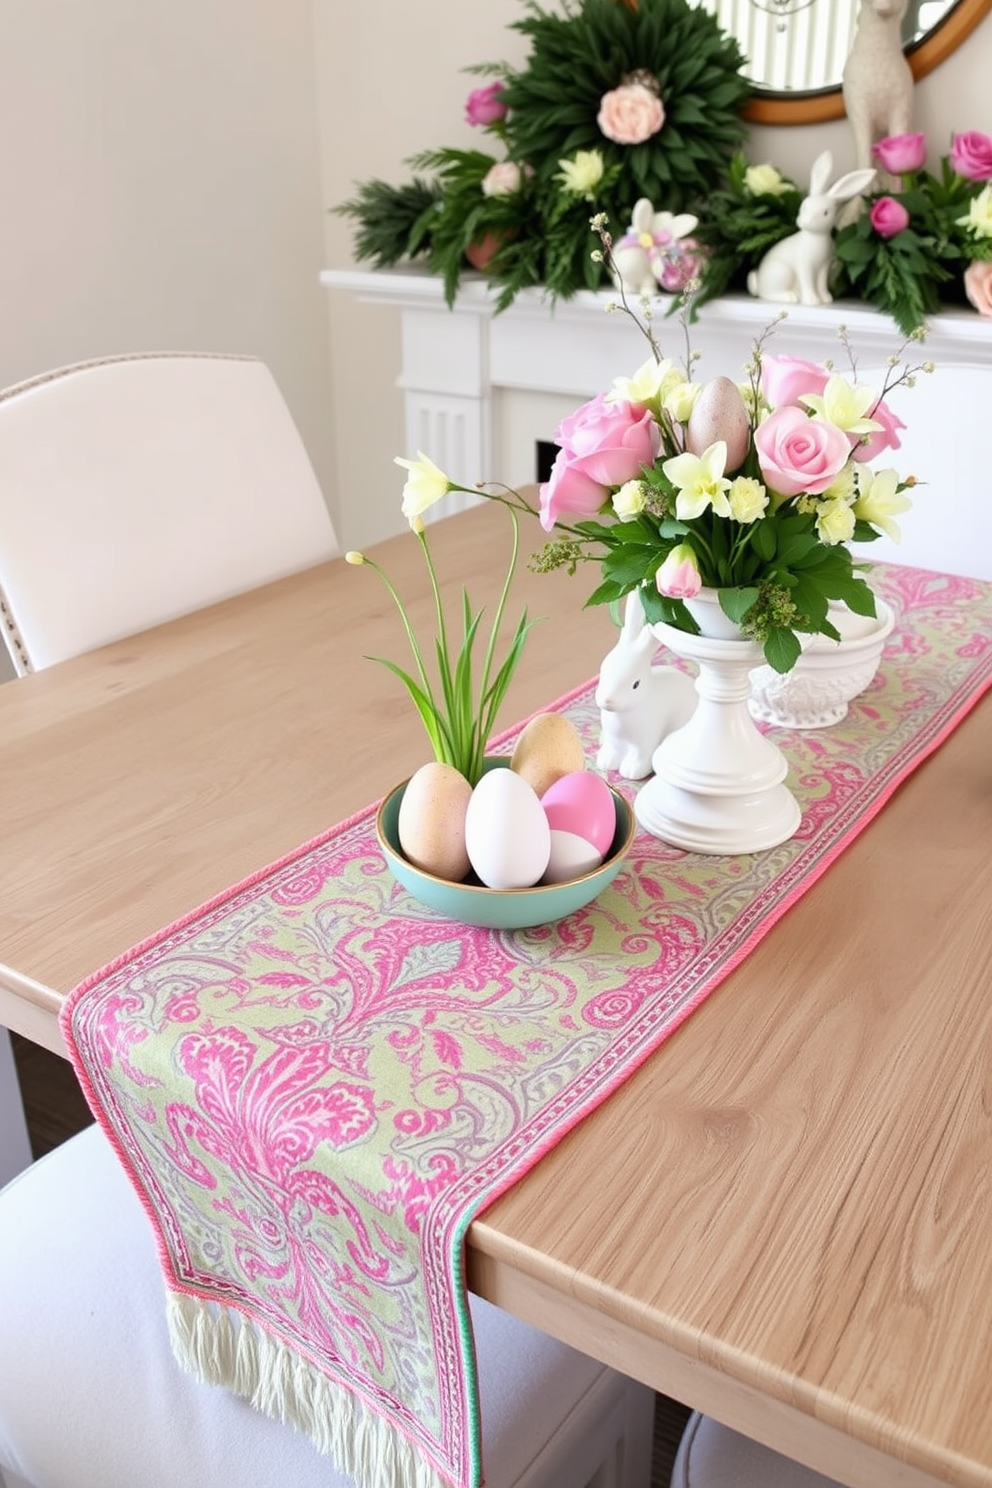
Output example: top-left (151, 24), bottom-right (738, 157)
top-left (62, 564), bottom-right (992, 1488)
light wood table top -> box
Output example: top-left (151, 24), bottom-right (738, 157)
top-left (2, 502), bottom-right (990, 1488)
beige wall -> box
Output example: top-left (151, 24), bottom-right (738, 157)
top-left (319, 1), bottom-right (992, 549)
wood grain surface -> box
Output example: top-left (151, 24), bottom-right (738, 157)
top-left (2, 501), bottom-right (990, 1488)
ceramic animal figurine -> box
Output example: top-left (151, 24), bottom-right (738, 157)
top-left (843, 0), bottom-right (914, 189)
top-left (746, 150), bottom-right (876, 306)
top-left (611, 198), bottom-right (699, 297)
top-left (595, 589), bottom-right (698, 780)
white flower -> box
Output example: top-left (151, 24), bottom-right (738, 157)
top-left (481, 161), bottom-right (524, 198)
top-left (663, 380), bottom-right (701, 424)
top-left (612, 480), bottom-right (649, 518)
top-left (395, 452), bottom-right (452, 524)
top-left (853, 467), bottom-right (912, 541)
top-left (815, 497), bottom-right (856, 545)
top-left (957, 183), bottom-right (992, 240)
top-left (608, 357), bottom-right (680, 407)
top-left (663, 442), bottom-right (732, 520)
top-left (727, 477), bottom-right (768, 524)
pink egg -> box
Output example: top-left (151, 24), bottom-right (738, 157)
top-left (540, 771), bottom-right (616, 856)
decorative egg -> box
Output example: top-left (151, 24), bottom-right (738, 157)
top-left (542, 830), bottom-right (604, 885)
top-left (464, 767), bottom-right (551, 889)
top-left (686, 376), bottom-right (750, 470)
top-left (510, 712), bottom-right (586, 799)
top-left (397, 762), bottom-right (473, 882)
top-left (541, 772), bottom-right (617, 856)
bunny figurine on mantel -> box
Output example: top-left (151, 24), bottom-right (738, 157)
top-left (746, 150), bottom-right (876, 306)
top-left (843, 0), bottom-right (914, 189)
top-left (611, 198), bottom-right (699, 298)
top-left (595, 589), bottom-right (698, 781)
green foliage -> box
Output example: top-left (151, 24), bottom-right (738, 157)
top-left (690, 153), bottom-right (803, 308)
top-left (335, 177), bottom-right (441, 267)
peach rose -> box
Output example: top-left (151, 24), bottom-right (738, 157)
top-left (964, 260), bottom-right (992, 318)
top-left (597, 83), bottom-right (664, 146)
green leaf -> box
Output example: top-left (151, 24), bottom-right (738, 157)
top-left (762, 626), bottom-right (801, 675)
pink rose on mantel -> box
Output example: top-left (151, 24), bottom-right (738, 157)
top-left (753, 406), bottom-right (851, 498)
top-left (950, 131), bottom-right (992, 182)
top-left (872, 133), bottom-right (926, 176)
top-left (465, 82), bottom-right (507, 128)
top-left (597, 83), bottom-right (665, 146)
top-left (869, 196), bottom-right (911, 239)
top-left (760, 354), bottom-right (831, 410)
top-left (853, 396), bottom-right (906, 462)
top-left (964, 260), bottom-right (992, 318)
top-left (539, 393), bottom-right (661, 530)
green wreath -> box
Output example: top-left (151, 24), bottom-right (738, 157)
top-left (500, 0), bottom-right (750, 218)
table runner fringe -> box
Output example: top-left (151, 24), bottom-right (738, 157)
top-left (167, 1292), bottom-right (453, 1488)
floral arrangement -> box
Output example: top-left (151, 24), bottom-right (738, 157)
top-left (832, 130), bottom-right (992, 334)
top-left (694, 133), bottom-right (992, 334)
top-left (336, 0), bottom-right (750, 311)
top-left (393, 227), bottom-right (928, 678)
top-left (345, 473), bottom-right (534, 786)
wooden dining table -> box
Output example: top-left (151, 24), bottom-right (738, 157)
top-left (2, 501), bottom-right (990, 1488)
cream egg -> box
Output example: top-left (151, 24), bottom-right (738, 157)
top-left (464, 767), bottom-right (551, 889)
top-left (542, 830), bottom-right (604, 885)
top-left (397, 761), bottom-right (473, 882)
top-left (510, 712), bottom-right (586, 799)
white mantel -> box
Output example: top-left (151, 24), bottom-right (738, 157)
top-left (321, 266), bottom-right (990, 518)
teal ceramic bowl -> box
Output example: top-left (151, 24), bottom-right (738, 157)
top-left (375, 765), bottom-right (635, 930)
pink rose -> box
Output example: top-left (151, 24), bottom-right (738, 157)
top-left (853, 396), bottom-right (906, 462)
top-left (597, 83), bottom-right (665, 146)
top-left (753, 407), bottom-right (851, 498)
top-left (964, 260), bottom-right (992, 317)
top-left (869, 196), bottom-right (910, 239)
top-left (481, 161), bottom-right (524, 198)
top-left (539, 393), bottom-right (661, 530)
top-left (760, 355), bottom-right (830, 410)
top-left (465, 82), bottom-right (507, 128)
top-left (872, 133), bottom-right (926, 175)
top-left (950, 131), bottom-right (992, 182)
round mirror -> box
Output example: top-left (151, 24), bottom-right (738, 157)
top-left (689, 0), bottom-right (992, 123)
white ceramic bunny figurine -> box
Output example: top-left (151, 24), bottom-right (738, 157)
top-left (746, 151), bottom-right (876, 306)
top-left (611, 198), bottom-right (699, 298)
top-left (843, 0), bottom-right (914, 187)
top-left (595, 589), bottom-right (698, 780)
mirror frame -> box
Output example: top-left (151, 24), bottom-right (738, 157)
top-left (741, 0), bottom-right (992, 124)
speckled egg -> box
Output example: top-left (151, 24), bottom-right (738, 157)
top-left (686, 376), bottom-right (751, 470)
top-left (510, 713), bottom-right (586, 798)
top-left (397, 762), bottom-right (473, 882)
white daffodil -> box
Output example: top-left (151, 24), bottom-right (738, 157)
top-left (663, 442), bottom-right (732, 520)
top-left (612, 480), bottom-right (649, 518)
top-left (852, 467), bottom-right (913, 541)
top-left (800, 375), bottom-right (883, 441)
top-left (815, 497), bottom-right (856, 545)
top-left (395, 452), bottom-right (452, 524)
top-left (727, 477), bottom-right (768, 524)
top-left (608, 357), bottom-right (677, 407)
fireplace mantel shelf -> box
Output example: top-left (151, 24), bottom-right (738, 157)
top-left (322, 265), bottom-right (989, 515)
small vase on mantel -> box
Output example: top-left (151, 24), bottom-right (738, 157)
top-left (634, 590), bottom-right (801, 855)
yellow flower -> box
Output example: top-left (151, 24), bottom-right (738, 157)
top-left (801, 375), bottom-right (882, 440)
top-left (345, 550), bottom-right (366, 565)
top-left (612, 479), bottom-right (649, 518)
top-left (727, 477), bottom-right (768, 524)
top-left (815, 497), bottom-right (856, 545)
top-left (394, 452), bottom-right (452, 524)
top-left (821, 464), bottom-right (856, 503)
top-left (663, 442), bottom-right (732, 520)
top-left (744, 163), bottom-right (791, 197)
top-left (663, 380), bottom-right (701, 424)
top-left (608, 357), bottom-right (677, 407)
top-left (853, 467), bottom-right (912, 541)
top-left (957, 184), bottom-right (992, 239)
top-left (555, 149), bottom-right (605, 198)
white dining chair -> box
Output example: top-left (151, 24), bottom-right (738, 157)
top-left (670, 1412), bottom-right (843, 1488)
top-left (0, 1122), bottom-right (655, 1488)
top-left (0, 351), bottom-right (340, 1185)
top-left (0, 351), bottom-right (339, 675)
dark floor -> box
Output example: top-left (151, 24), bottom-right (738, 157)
top-left (11, 1034), bottom-right (691, 1486)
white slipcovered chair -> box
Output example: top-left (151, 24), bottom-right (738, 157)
top-left (671, 1413), bottom-right (843, 1488)
top-left (0, 351), bottom-right (339, 1187)
top-left (0, 351), bottom-right (656, 1488)
top-left (0, 1124), bottom-right (655, 1488)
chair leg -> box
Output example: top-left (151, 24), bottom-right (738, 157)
top-left (0, 1031), bottom-right (33, 1185)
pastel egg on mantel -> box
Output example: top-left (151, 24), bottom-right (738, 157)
top-left (510, 712), bottom-right (586, 798)
top-left (464, 767), bottom-right (552, 890)
top-left (540, 771), bottom-right (617, 884)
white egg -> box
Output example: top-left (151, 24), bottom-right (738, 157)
top-left (542, 829), bottom-right (603, 884)
top-left (464, 767), bottom-right (551, 889)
